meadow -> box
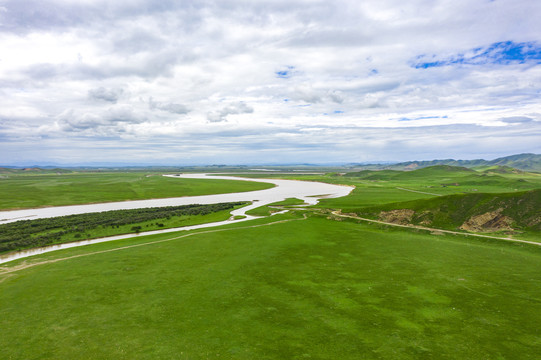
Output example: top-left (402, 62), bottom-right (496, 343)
top-left (1, 213), bottom-right (540, 359)
top-left (1, 166), bottom-right (540, 359)
top-left (233, 166), bottom-right (541, 211)
top-left (0, 172), bottom-right (273, 210)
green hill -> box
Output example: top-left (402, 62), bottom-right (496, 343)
top-left (345, 165), bottom-right (476, 180)
top-left (380, 153), bottom-right (541, 172)
top-left (395, 165), bottom-right (475, 178)
top-left (345, 164), bottom-right (539, 188)
top-left (488, 153), bottom-right (541, 171)
top-left (393, 158), bottom-right (487, 170)
top-left (343, 169), bottom-right (402, 180)
top-left (476, 165), bottom-right (524, 174)
top-left (355, 189), bottom-right (541, 234)
top-left (395, 166), bottom-right (535, 189)
top-left (343, 165), bottom-right (535, 189)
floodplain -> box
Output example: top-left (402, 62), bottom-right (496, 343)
top-left (0, 172), bottom-right (273, 210)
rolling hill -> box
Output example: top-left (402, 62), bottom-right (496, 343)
top-left (389, 153), bottom-right (541, 172)
top-left (354, 189), bottom-right (541, 234)
top-left (348, 153), bottom-right (541, 172)
top-left (344, 165), bottom-right (538, 191)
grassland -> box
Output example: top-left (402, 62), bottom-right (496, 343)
top-left (1, 214), bottom-right (540, 359)
top-left (353, 189), bottom-right (541, 238)
top-left (1, 166), bottom-right (540, 359)
top-left (231, 166), bottom-right (541, 212)
top-left (0, 172), bottom-right (273, 210)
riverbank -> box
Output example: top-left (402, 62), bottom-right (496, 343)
top-left (0, 174), bottom-right (352, 264)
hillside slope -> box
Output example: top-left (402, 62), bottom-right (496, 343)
top-left (345, 165), bottom-right (475, 179)
top-left (354, 189), bottom-right (541, 234)
top-left (364, 153), bottom-right (541, 172)
top-left (344, 165), bottom-right (538, 191)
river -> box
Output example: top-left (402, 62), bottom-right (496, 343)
top-left (0, 174), bottom-right (352, 264)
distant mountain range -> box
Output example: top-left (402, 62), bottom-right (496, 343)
top-left (1, 153), bottom-right (540, 173)
top-left (354, 153), bottom-right (541, 172)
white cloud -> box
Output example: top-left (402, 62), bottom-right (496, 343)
top-left (56, 105), bottom-right (146, 135)
top-left (88, 87), bottom-right (123, 103)
top-left (0, 0), bottom-right (540, 164)
top-left (207, 102), bottom-right (254, 123)
top-left (149, 97), bottom-right (190, 114)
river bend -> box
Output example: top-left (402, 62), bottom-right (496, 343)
top-left (0, 174), bottom-right (352, 264)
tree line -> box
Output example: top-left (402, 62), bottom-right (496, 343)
top-left (0, 202), bottom-right (246, 253)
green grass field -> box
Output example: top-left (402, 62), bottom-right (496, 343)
top-left (1, 167), bottom-right (540, 359)
top-left (234, 167), bottom-right (541, 212)
top-left (0, 173), bottom-right (273, 210)
top-left (1, 214), bottom-right (540, 359)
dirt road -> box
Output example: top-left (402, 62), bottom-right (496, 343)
top-left (331, 210), bottom-right (541, 247)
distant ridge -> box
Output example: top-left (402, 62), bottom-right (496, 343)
top-left (384, 153), bottom-right (541, 172)
top-left (1, 153), bottom-right (539, 172)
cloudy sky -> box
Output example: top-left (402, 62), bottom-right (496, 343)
top-left (1, 0), bottom-right (540, 165)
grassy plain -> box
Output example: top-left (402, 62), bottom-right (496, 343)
top-left (231, 167), bottom-right (541, 211)
top-left (1, 214), bottom-right (540, 359)
top-left (1, 166), bottom-right (540, 359)
top-left (0, 172), bottom-right (273, 210)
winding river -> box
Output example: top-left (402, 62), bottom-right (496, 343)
top-left (0, 174), bottom-right (352, 264)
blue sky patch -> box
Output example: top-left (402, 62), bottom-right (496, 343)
top-left (276, 66), bottom-right (295, 78)
top-left (414, 41), bottom-right (541, 68)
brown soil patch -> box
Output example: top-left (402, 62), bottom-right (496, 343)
top-left (379, 209), bottom-right (415, 225)
top-left (418, 210), bottom-right (433, 226)
top-left (460, 208), bottom-right (514, 232)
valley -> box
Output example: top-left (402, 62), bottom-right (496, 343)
top-left (0, 163), bottom-right (540, 359)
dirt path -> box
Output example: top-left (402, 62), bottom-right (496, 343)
top-left (2, 206), bottom-right (538, 278)
top-left (331, 211), bottom-right (541, 247)
top-left (0, 215), bottom-right (307, 275)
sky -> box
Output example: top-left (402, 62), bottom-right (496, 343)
top-left (0, 0), bottom-right (540, 166)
